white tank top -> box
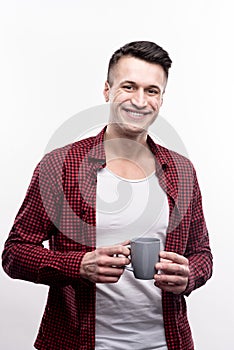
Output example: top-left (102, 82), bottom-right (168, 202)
top-left (95, 168), bottom-right (169, 350)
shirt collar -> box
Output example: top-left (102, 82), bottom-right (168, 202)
top-left (88, 126), bottom-right (168, 165)
top-left (87, 126), bottom-right (107, 168)
top-left (147, 134), bottom-right (180, 211)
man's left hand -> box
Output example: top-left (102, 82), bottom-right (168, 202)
top-left (154, 251), bottom-right (190, 295)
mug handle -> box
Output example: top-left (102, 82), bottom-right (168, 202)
top-left (116, 244), bottom-right (132, 271)
top-left (123, 244), bottom-right (134, 272)
top-left (125, 265), bottom-right (134, 272)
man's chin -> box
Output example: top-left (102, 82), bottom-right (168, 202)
top-left (108, 117), bottom-right (150, 138)
top-left (120, 122), bottom-right (148, 136)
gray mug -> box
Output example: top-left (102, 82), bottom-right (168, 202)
top-left (126, 237), bottom-right (161, 280)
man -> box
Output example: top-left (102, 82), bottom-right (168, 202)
top-left (2, 41), bottom-right (213, 349)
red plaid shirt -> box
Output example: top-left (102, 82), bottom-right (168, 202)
top-left (2, 127), bottom-right (212, 350)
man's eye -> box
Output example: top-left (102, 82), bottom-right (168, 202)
top-left (123, 85), bottom-right (133, 91)
top-left (148, 89), bottom-right (159, 95)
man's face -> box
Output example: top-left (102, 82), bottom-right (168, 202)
top-left (104, 56), bottom-right (167, 137)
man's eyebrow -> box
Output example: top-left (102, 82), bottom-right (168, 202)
top-left (120, 80), bottom-right (136, 85)
top-left (147, 84), bottom-right (162, 91)
top-left (120, 80), bottom-right (162, 91)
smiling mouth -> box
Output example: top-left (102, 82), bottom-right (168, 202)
top-left (123, 108), bottom-right (151, 118)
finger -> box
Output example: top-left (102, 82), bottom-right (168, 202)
top-left (98, 266), bottom-right (125, 277)
top-left (97, 254), bottom-right (130, 267)
top-left (84, 264), bottom-right (125, 283)
top-left (155, 273), bottom-right (188, 286)
top-left (159, 251), bottom-right (188, 265)
top-left (96, 276), bottom-right (121, 283)
top-left (156, 262), bottom-right (190, 277)
top-left (85, 262), bottom-right (125, 275)
top-left (159, 258), bottom-right (173, 264)
top-left (119, 239), bottom-right (131, 246)
top-left (93, 272), bottom-right (122, 283)
top-left (98, 245), bottom-right (130, 257)
top-left (154, 280), bottom-right (185, 294)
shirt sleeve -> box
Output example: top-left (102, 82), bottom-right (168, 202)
top-left (183, 168), bottom-right (213, 296)
top-left (1, 156), bottom-right (87, 287)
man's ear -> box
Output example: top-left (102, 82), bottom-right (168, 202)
top-left (103, 81), bottom-right (110, 102)
top-left (160, 96), bottom-right (164, 107)
top-left (160, 91), bottom-right (165, 107)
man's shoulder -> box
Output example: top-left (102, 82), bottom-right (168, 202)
top-left (155, 143), bottom-right (193, 168)
top-left (40, 135), bottom-right (97, 170)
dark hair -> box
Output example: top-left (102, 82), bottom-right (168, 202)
top-left (107, 41), bottom-right (172, 85)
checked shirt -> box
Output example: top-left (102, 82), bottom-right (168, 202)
top-left (2, 127), bottom-right (213, 350)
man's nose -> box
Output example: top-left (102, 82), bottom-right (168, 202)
top-left (131, 89), bottom-right (147, 108)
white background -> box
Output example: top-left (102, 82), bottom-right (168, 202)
top-left (0, 1), bottom-right (233, 349)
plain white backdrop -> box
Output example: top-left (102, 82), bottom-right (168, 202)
top-left (0, 1), bottom-right (233, 349)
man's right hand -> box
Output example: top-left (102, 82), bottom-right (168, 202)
top-left (79, 245), bottom-right (130, 283)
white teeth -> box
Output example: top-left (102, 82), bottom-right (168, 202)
top-left (127, 110), bottom-right (145, 117)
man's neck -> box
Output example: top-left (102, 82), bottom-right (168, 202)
top-left (103, 125), bottom-right (156, 180)
top-left (104, 124), bottom-right (149, 160)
